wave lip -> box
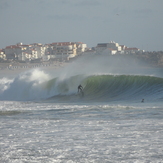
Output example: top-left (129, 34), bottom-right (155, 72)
top-left (79, 74), bottom-right (163, 102)
top-left (1, 72), bottom-right (163, 102)
top-left (43, 74), bottom-right (163, 102)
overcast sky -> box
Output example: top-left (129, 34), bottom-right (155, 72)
top-left (1, 0), bottom-right (163, 51)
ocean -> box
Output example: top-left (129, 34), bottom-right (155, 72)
top-left (1, 55), bottom-right (163, 162)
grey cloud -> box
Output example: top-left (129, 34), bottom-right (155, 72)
top-left (0, 0), bottom-right (163, 51)
top-left (0, 1), bottom-right (9, 10)
top-left (34, 0), bottom-right (71, 6)
top-left (112, 7), bottom-right (153, 18)
top-left (47, 14), bottom-right (86, 21)
top-left (39, 0), bottom-right (101, 7)
top-left (134, 8), bottom-right (153, 15)
top-left (74, 0), bottom-right (100, 6)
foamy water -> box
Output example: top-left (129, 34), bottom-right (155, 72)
top-left (1, 101), bottom-right (163, 162)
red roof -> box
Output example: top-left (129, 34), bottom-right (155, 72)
top-left (51, 42), bottom-right (83, 46)
top-left (125, 47), bottom-right (138, 50)
top-left (5, 45), bottom-right (20, 49)
top-left (108, 48), bottom-right (116, 51)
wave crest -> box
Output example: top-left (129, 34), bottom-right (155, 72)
top-left (1, 70), bottom-right (163, 102)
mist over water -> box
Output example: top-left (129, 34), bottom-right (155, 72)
top-left (0, 54), bottom-right (163, 102)
top-left (56, 54), bottom-right (162, 78)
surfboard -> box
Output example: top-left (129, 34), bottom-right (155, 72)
top-left (78, 90), bottom-right (84, 98)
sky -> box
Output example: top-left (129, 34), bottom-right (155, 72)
top-left (0, 0), bottom-right (163, 51)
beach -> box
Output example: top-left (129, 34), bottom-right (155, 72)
top-left (0, 61), bottom-right (68, 78)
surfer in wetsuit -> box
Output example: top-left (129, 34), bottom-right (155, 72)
top-left (78, 84), bottom-right (83, 93)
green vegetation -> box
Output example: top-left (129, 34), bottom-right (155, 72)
top-left (133, 51), bottom-right (163, 67)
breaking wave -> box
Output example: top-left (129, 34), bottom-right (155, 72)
top-left (0, 69), bottom-right (163, 102)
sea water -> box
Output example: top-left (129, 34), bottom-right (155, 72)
top-left (1, 101), bottom-right (163, 162)
top-left (1, 55), bottom-right (163, 162)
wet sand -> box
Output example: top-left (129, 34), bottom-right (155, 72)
top-left (0, 61), bottom-right (68, 78)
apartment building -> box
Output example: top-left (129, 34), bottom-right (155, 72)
top-left (124, 47), bottom-right (140, 54)
top-left (46, 42), bottom-right (87, 61)
top-left (5, 43), bottom-right (33, 61)
top-left (5, 43), bottom-right (49, 61)
top-left (95, 41), bottom-right (140, 55)
top-left (31, 43), bottom-right (46, 58)
top-left (95, 42), bottom-right (121, 55)
top-left (0, 49), bottom-right (6, 60)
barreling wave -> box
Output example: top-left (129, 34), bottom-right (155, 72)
top-left (0, 68), bottom-right (163, 102)
top-left (82, 75), bottom-right (163, 102)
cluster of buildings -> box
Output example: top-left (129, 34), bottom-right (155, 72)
top-left (0, 42), bottom-right (87, 62)
top-left (0, 41), bottom-right (142, 62)
top-left (95, 41), bottom-right (141, 55)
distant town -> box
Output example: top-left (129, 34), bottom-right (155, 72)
top-left (0, 41), bottom-right (163, 68)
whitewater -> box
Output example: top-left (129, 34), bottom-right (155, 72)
top-left (1, 55), bottom-right (163, 162)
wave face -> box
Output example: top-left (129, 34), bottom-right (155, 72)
top-left (1, 69), bottom-right (163, 102)
top-left (82, 75), bottom-right (163, 102)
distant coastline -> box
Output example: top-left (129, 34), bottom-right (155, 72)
top-left (0, 60), bottom-right (66, 70)
top-left (0, 60), bottom-right (68, 78)
top-left (128, 51), bottom-right (163, 67)
top-left (1, 50), bottom-right (163, 76)
top-left (1, 41), bottom-right (163, 69)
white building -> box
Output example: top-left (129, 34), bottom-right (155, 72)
top-left (4, 42), bottom-right (87, 62)
top-left (76, 42), bottom-right (87, 55)
top-left (0, 49), bottom-right (6, 60)
top-left (124, 47), bottom-right (140, 54)
top-left (107, 41), bottom-right (122, 51)
top-left (5, 43), bottom-right (46, 61)
top-left (95, 41), bottom-right (140, 55)
top-left (48, 42), bottom-right (87, 60)
top-left (95, 42), bottom-right (120, 55)
top-left (42, 55), bottom-right (50, 61)
top-left (30, 43), bottom-right (46, 58)
top-left (18, 52), bottom-right (31, 61)
top-left (103, 48), bottom-right (117, 55)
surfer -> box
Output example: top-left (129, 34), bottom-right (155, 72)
top-left (141, 99), bottom-right (144, 103)
top-left (78, 84), bottom-right (83, 93)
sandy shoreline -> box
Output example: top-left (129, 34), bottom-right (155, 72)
top-left (0, 61), bottom-right (68, 77)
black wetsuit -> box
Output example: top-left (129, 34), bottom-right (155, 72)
top-left (78, 85), bottom-right (83, 93)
